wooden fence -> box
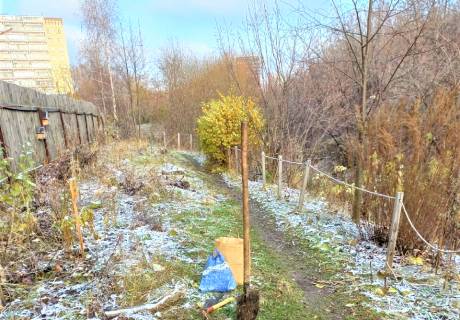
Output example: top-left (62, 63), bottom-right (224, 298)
top-left (0, 81), bottom-right (103, 168)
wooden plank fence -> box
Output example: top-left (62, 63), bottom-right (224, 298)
top-left (0, 81), bottom-right (102, 169)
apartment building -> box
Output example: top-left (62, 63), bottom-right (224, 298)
top-left (0, 15), bottom-right (73, 94)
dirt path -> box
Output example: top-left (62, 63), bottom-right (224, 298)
top-left (181, 153), bottom-right (349, 319)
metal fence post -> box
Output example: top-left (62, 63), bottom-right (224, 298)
top-left (277, 154), bottom-right (283, 199)
top-left (297, 159), bottom-right (311, 211)
top-left (386, 192), bottom-right (404, 271)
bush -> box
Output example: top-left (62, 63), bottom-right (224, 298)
top-left (197, 94), bottom-right (264, 165)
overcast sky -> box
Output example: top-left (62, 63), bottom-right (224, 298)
top-left (0, 0), bottom-right (329, 66)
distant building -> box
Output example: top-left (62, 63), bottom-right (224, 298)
top-left (0, 15), bottom-right (73, 94)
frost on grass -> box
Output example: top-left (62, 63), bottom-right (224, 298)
top-left (2, 150), bottom-right (226, 319)
top-left (222, 173), bottom-right (460, 320)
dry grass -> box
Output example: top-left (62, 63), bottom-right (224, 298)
top-left (347, 88), bottom-right (460, 253)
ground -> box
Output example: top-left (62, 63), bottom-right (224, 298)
top-left (1, 140), bottom-right (458, 319)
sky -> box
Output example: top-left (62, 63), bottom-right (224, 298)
top-left (0, 0), bottom-right (329, 66)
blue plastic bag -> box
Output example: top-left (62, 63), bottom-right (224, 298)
top-left (199, 249), bottom-right (237, 292)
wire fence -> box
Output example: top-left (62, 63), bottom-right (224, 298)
top-left (233, 147), bottom-right (459, 256)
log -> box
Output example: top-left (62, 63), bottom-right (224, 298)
top-left (104, 286), bottom-right (185, 318)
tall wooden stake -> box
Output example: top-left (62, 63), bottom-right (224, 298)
top-left (189, 133), bottom-right (193, 150)
top-left (177, 133), bottom-right (181, 150)
top-left (277, 155), bottom-right (283, 199)
top-left (297, 159), bottom-right (311, 211)
top-left (163, 131), bottom-right (166, 148)
top-left (385, 191), bottom-right (404, 271)
top-left (69, 178), bottom-right (85, 256)
top-left (261, 151), bottom-right (266, 189)
top-left (241, 121), bottom-right (251, 290)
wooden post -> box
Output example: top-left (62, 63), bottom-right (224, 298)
top-left (227, 147), bottom-right (231, 171)
top-left (297, 159), bottom-right (311, 211)
top-left (0, 122), bottom-right (8, 160)
top-left (241, 121), bottom-right (251, 289)
top-left (91, 115), bottom-right (96, 139)
top-left (69, 177), bottom-right (85, 256)
top-left (84, 114), bottom-right (90, 143)
top-left (234, 146), bottom-right (238, 174)
top-left (162, 131), bottom-right (166, 148)
top-left (189, 133), bottom-right (193, 150)
top-left (261, 151), bottom-right (266, 189)
top-left (385, 192), bottom-right (404, 271)
top-left (37, 109), bottom-right (50, 163)
top-left (277, 154), bottom-right (283, 199)
top-left (75, 113), bottom-right (82, 144)
top-left (177, 133), bottom-right (181, 150)
top-left (59, 110), bottom-right (69, 149)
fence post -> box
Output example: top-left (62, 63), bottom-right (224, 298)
top-left (189, 134), bottom-right (193, 150)
top-left (84, 114), bottom-right (90, 143)
top-left (37, 109), bottom-right (50, 163)
top-left (75, 113), bottom-right (82, 144)
top-left (227, 147), bottom-right (231, 171)
top-left (277, 154), bottom-right (283, 199)
top-left (162, 131), bottom-right (166, 148)
top-left (234, 146), bottom-right (239, 174)
top-left (385, 192), bottom-right (404, 271)
top-left (297, 159), bottom-right (311, 211)
top-left (177, 133), bottom-right (181, 150)
top-left (59, 110), bottom-right (69, 149)
top-left (0, 122), bottom-right (8, 160)
top-left (261, 151), bottom-right (266, 189)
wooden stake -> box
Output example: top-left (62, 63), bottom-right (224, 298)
top-left (189, 133), bottom-right (193, 150)
top-left (261, 151), bottom-right (266, 189)
top-left (163, 131), bottom-right (166, 148)
top-left (241, 121), bottom-right (251, 289)
top-left (385, 191), bottom-right (404, 271)
top-left (277, 154), bottom-right (283, 199)
top-left (297, 159), bottom-right (311, 211)
top-left (177, 133), bottom-right (181, 150)
top-left (234, 146), bottom-right (239, 174)
top-left (227, 147), bottom-right (231, 171)
top-left (69, 178), bottom-right (85, 256)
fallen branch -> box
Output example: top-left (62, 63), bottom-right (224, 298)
top-left (104, 285), bottom-right (185, 318)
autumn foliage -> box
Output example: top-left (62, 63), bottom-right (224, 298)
top-left (197, 94), bottom-right (264, 165)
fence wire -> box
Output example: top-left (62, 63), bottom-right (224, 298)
top-left (401, 203), bottom-right (460, 254)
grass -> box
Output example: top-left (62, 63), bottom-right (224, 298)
top-left (93, 147), bottom-right (382, 319)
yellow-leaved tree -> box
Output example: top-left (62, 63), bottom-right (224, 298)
top-left (197, 94), bottom-right (264, 165)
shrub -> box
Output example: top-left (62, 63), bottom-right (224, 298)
top-left (197, 94), bottom-right (264, 165)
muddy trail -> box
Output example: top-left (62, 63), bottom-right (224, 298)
top-left (180, 153), bottom-right (370, 320)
